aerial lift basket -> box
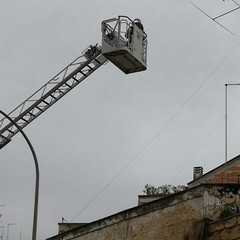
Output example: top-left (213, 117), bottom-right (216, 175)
top-left (101, 16), bottom-right (147, 74)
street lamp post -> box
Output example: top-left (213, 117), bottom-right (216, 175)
top-left (0, 110), bottom-right (39, 240)
top-left (0, 206), bottom-right (5, 240)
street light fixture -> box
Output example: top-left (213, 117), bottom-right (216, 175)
top-left (0, 110), bottom-right (39, 240)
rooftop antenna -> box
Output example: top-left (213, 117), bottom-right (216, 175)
top-left (191, 0), bottom-right (240, 35)
top-left (61, 217), bottom-right (68, 223)
top-left (225, 83), bottom-right (240, 183)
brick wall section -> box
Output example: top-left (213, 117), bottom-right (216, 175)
top-left (208, 215), bottom-right (240, 240)
top-left (205, 164), bottom-right (240, 184)
top-left (188, 159), bottom-right (240, 188)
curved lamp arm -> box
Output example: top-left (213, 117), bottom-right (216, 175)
top-left (0, 110), bottom-right (39, 240)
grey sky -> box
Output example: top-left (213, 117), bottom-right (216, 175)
top-left (1, 0), bottom-right (240, 239)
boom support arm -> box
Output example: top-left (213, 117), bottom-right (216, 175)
top-left (0, 45), bottom-right (107, 149)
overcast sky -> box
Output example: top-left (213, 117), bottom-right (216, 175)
top-left (1, 0), bottom-right (240, 239)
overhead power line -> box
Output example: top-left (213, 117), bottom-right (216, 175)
top-left (191, 0), bottom-right (240, 35)
top-left (70, 16), bottom-right (240, 223)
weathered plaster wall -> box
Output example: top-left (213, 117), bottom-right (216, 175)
top-left (47, 184), bottom-right (240, 240)
top-left (138, 195), bottom-right (165, 205)
top-left (208, 215), bottom-right (240, 240)
top-left (203, 184), bottom-right (240, 220)
top-left (58, 223), bottom-right (88, 234)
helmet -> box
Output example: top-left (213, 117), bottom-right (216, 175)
top-left (134, 18), bottom-right (141, 23)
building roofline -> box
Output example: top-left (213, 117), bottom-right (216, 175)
top-left (46, 185), bottom-right (203, 240)
top-left (47, 183), bottom-right (240, 239)
top-left (188, 154), bottom-right (240, 185)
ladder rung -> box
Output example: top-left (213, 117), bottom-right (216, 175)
top-left (21, 117), bottom-right (29, 123)
top-left (35, 106), bottom-right (44, 112)
top-left (64, 82), bottom-right (72, 88)
top-left (7, 129), bottom-right (14, 134)
top-left (43, 100), bottom-right (50, 105)
top-left (72, 76), bottom-right (80, 83)
top-left (87, 64), bottom-right (93, 70)
top-left (50, 94), bottom-right (57, 100)
top-left (79, 71), bottom-right (86, 77)
top-left (28, 112), bottom-right (36, 117)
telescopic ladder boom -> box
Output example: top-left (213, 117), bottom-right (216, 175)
top-left (0, 45), bottom-right (107, 149)
top-left (0, 16), bottom-right (148, 149)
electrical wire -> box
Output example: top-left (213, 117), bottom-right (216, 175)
top-left (170, 117), bottom-right (225, 183)
top-left (70, 29), bottom-right (240, 224)
top-left (191, 0), bottom-right (240, 35)
top-left (201, 120), bottom-right (225, 168)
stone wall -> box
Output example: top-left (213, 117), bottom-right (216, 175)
top-left (58, 223), bottom-right (88, 234)
top-left (138, 195), bottom-right (165, 205)
top-left (208, 215), bottom-right (240, 240)
top-left (47, 184), bottom-right (240, 240)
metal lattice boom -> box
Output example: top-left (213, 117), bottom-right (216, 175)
top-left (0, 44), bottom-right (107, 149)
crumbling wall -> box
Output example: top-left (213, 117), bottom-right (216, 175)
top-left (203, 184), bottom-right (240, 220)
top-left (58, 223), bottom-right (87, 234)
top-left (208, 215), bottom-right (240, 240)
top-left (47, 184), bottom-right (240, 240)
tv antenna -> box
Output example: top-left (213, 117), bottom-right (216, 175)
top-left (191, 0), bottom-right (240, 35)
